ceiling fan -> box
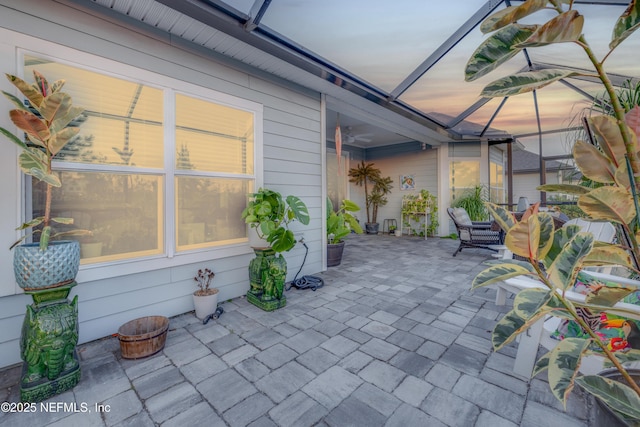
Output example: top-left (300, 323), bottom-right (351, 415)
top-left (342, 126), bottom-right (373, 143)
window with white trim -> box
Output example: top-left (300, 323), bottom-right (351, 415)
top-left (25, 55), bottom-right (257, 264)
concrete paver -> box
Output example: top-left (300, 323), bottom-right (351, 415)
top-left (0, 234), bottom-right (597, 426)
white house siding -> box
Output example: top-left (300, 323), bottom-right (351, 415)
top-left (349, 149), bottom-right (439, 234)
top-left (0, 0), bottom-right (323, 368)
top-left (513, 172), bottom-right (561, 205)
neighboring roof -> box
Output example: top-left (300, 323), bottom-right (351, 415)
top-left (512, 150), bottom-right (574, 174)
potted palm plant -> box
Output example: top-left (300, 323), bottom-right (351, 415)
top-left (465, 1), bottom-right (640, 423)
top-left (241, 187), bottom-right (309, 311)
top-left (326, 198), bottom-right (363, 266)
top-left (0, 70), bottom-right (89, 290)
top-left (348, 161), bottom-right (393, 234)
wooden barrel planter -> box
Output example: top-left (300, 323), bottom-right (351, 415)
top-left (118, 316), bottom-right (169, 359)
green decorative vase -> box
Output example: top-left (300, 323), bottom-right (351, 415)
top-left (247, 247), bottom-right (287, 311)
top-left (20, 283), bottom-right (80, 402)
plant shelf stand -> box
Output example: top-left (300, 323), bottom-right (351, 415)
top-left (401, 196), bottom-right (430, 240)
top-left (20, 282), bottom-right (80, 402)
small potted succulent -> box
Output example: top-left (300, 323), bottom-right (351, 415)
top-left (193, 268), bottom-right (218, 320)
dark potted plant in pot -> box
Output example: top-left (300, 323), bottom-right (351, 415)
top-left (0, 70), bottom-right (90, 290)
top-left (466, 1), bottom-right (640, 423)
top-left (348, 161), bottom-right (392, 234)
top-left (326, 198), bottom-right (363, 267)
top-left (241, 187), bottom-right (309, 311)
top-left (193, 268), bottom-right (219, 320)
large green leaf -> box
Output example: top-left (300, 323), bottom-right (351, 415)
top-left (610, 0), bottom-right (640, 50)
top-left (342, 199), bottom-right (360, 212)
top-left (573, 139), bottom-right (616, 184)
top-left (481, 69), bottom-right (577, 98)
top-left (516, 10), bottom-right (584, 48)
top-left (269, 228), bottom-right (296, 252)
top-left (480, 0), bottom-right (548, 33)
top-left (465, 24), bottom-right (538, 82)
top-left (286, 195), bottom-right (310, 225)
top-left (547, 337), bottom-right (592, 407)
top-left (537, 183), bottom-right (591, 196)
top-left (578, 186), bottom-right (636, 225)
top-left (575, 375), bottom-right (640, 419)
top-left (485, 202), bottom-right (515, 232)
top-left (547, 232), bottom-right (593, 291)
top-left (471, 262), bottom-right (536, 289)
top-left (590, 115), bottom-right (635, 168)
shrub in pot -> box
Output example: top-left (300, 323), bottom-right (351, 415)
top-left (465, 0), bottom-right (640, 421)
top-left (193, 268), bottom-right (218, 320)
top-left (326, 198), bottom-right (363, 267)
top-left (241, 188), bottom-right (309, 310)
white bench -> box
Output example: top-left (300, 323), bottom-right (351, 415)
top-left (496, 271), bottom-right (640, 377)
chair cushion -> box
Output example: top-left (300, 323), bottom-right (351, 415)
top-left (452, 208), bottom-right (472, 226)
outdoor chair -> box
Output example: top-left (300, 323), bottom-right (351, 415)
top-left (447, 207), bottom-right (502, 257)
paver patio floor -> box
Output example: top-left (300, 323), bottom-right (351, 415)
top-left (0, 234), bottom-right (606, 426)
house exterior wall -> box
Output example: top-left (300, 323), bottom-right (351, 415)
top-left (513, 172), bottom-right (561, 205)
top-left (0, 0), bottom-right (323, 368)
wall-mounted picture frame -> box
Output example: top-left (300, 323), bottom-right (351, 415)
top-left (400, 175), bottom-right (415, 190)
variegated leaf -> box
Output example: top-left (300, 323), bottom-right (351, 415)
top-left (485, 202), bottom-right (515, 232)
top-left (533, 351), bottom-right (551, 377)
top-left (626, 105), bottom-right (640, 138)
top-left (603, 349), bottom-right (640, 367)
top-left (506, 214), bottom-right (540, 260)
top-left (544, 224), bottom-right (582, 268)
top-left (6, 73), bottom-right (44, 107)
top-left (578, 186), bottom-right (636, 225)
top-left (49, 127), bottom-right (80, 156)
top-left (537, 213), bottom-right (555, 260)
top-left (517, 10), bottom-right (584, 48)
top-left (0, 127), bottom-right (28, 149)
top-left (1, 90), bottom-right (29, 111)
top-left (548, 338), bottom-right (592, 407)
top-left (590, 115), bottom-right (635, 168)
top-left (575, 375), bottom-right (640, 419)
top-left (610, 0), bottom-right (640, 50)
top-left (9, 109), bottom-right (49, 144)
top-left (537, 183), bottom-right (591, 195)
top-left (18, 148), bottom-right (47, 177)
top-left (480, 0), bottom-right (548, 33)
top-left (481, 69), bottom-right (577, 98)
top-left (573, 139), bottom-right (616, 184)
top-left (583, 283), bottom-right (635, 306)
top-left (582, 244), bottom-right (634, 272)
top-left (614, 160), bottom-right (633, 190)
top-left (465, 24), bottom-right (538, 82)
top-left (493, 309), bottom-right (547, 351)
top-left (39, 226), bottom-right (51, 251)
top-left (50, 217), bottom-right (74, 225)
top-left (472, 263), bottom-right (536, 289)
top-left (512, 288), bottom-right (553, 320)
top-left (548, 232), bottom-right (593, 291)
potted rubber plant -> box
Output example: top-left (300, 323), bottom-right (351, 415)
top-left (241, 187), bottom-right (309, 311)
top-left (326, 198), bottom-right (363, 267)
top-left (0, 70), bottom-right (89, 290)
top-left (193, 268), bottom-right (219, 320)
top-left (465, 0), bottom-right (640, 423)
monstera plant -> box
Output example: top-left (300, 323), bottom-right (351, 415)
top-left (465, 0), bottom-right (640, 421)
